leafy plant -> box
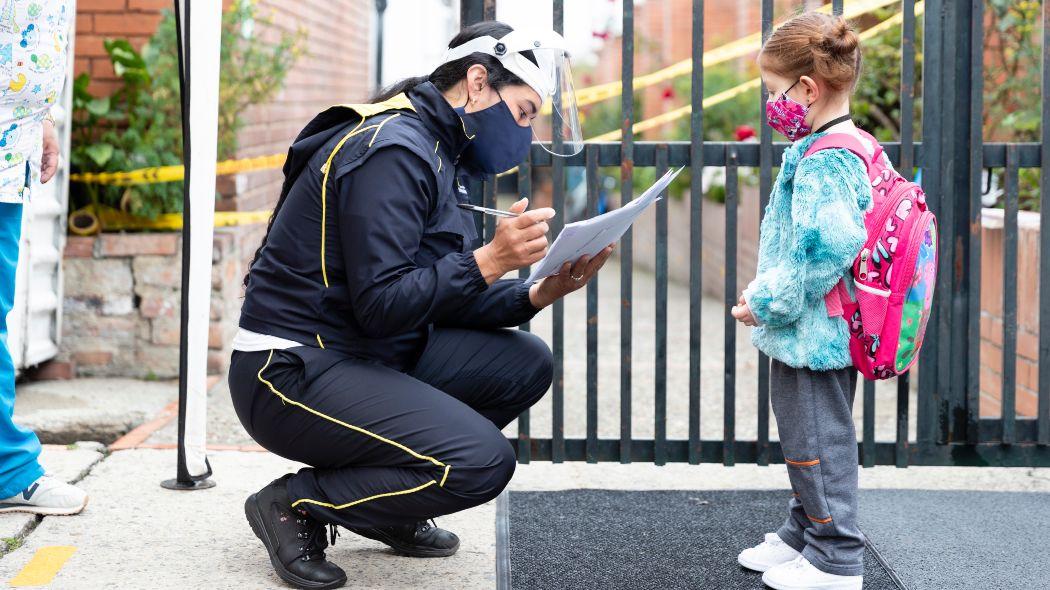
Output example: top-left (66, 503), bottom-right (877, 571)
top-left (70, 1), bottom-right (305, 221)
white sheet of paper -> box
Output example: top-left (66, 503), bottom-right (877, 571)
top-left (526, 166), bottom-right (684, 283)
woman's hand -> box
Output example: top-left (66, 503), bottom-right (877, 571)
top-left (41, 119), bottom-right (59, 184)
top-left (528, 244), bottom-right (615, 309)
top-left (731, 294), bottom-right (758, 327)
top-left (474, 198), bottom-right (555, 284)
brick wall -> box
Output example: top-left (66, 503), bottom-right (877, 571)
top-left (226, 0), bottom-right (373, 212)
top-left (73, 0), bottom-right (374, 211)
top-left (979, 208), bottom-right (1041, 419)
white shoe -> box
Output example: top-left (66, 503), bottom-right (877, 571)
top-left (762, 556), bottom-right (863, 590)
top-left (0, 475), bottom-right (88, 516)
top-left (738, 532), bottom-right (802, 572)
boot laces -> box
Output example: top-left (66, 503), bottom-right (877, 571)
top-left (416, 519), bottom-right (437, 536)
top-left (294, 515), bottom-right (329, 562)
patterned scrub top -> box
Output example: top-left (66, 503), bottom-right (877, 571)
top-left (0, 0), bottom-right (72, 203)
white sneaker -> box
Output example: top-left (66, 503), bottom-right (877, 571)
top-left (762, 556), bottom-right (863, 590)
top-left (0, 475), bottom-right (88, 516)
top-left (738, 532), bottom-right (802, 572)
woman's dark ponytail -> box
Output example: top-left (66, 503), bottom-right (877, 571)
top-left (244, 21), bottom-right (534, 289)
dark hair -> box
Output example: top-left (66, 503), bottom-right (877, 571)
top-left (243, 20), bottom-right (533, 289)
top-left (758, 12), bottom-right (862, 94)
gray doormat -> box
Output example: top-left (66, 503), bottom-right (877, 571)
top-left (502, 490), bottom-right (900, 590)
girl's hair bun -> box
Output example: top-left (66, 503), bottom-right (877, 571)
top-left (822, 18), bottom-right (859, 57)
top-left (759, 12), bottom-right (862, 94)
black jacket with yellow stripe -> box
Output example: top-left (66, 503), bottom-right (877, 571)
top-left (239, 81), bottom-right (540, 371)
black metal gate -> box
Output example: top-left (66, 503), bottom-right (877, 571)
top-left (459, 0), bottom-right (1050, 467)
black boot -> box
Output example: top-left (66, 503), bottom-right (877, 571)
top-left (245, 475), bottom-right (347, 589)
top-left (348, 519), bottom-right (460, 558)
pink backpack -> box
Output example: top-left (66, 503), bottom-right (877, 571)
top-left (804, 130), bottom-right (938, 380)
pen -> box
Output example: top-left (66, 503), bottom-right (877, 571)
top-left (456, 203), bottom-right (521, 218)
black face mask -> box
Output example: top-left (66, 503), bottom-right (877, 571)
top-left (454, 95), bottom-right (532, 174)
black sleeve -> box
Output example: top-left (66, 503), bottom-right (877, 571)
top-left (338, 146), bottom-right (489, 338)
top-left (434, 278), bottom-right (541, 329)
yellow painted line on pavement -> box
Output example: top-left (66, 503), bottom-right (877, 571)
top-left (9, 546), bottom-right (77, 587)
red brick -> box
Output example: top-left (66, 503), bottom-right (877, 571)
top-left (128, 0), bottom-right (171, 9)
top-left (1017, 329), bottom-right (1039, 362)
top-left (139, 295), bottom-right (176, 319)
top-left (73, 350), bottom-right (113, 366)
top-left (94, 13), bottom-right (161, 35)
top-left (76, 35), bottom-right (111, 58)
top-left (31, 360), bottom-right (76, 381)
top-left (80, 0), bottom-right (127, 11)
top-left (91, 57), bottom-right (116, 79)
top-left (64, 237), bottom-right (96, 258)
top-left (76, 14), bottom-right (93, 33)
top-left (99, 233), bottom-right (179, 256)
top-left (980, 339), bottom-right (1002, 374)
top-left (980, 391), bottom-right (1001, 419)
top-left (1017, 386), bottom-right (1038, 419)
top-left (74, 57), bottom-right (90, 78)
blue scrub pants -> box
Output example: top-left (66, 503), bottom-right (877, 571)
top-left (0, 203), bottom-right (43, 499)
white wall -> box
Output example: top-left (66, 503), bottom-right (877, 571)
top-left (380, 0), bottom-right (461, 89)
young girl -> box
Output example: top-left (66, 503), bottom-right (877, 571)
top-left (731, 12), bottom-right (874, 590)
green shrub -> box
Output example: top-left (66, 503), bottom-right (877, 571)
top-left (70, 1), bottom-right (305, 220)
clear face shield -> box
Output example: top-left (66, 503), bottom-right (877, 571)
top-left (520, 47), bottom-right (583, 157)
top-left (439, 30), bottom-right (584, 158)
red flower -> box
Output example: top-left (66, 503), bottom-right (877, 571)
top-left (661, 86), bottom-right (675, 100)
top-left (735, 125), bottom-right (756, 141)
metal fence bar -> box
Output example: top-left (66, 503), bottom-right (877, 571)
top-left (723, 145), bottom-right (739, 467)
top-left (550, 0), bottom-right (566, 463)
top-left (965, 0), bottom-right (984, 443)
top-left (655, 145), bottom-right (669, 466)
top-left (620, 0), bottom-right (635, 464)
top-left (586, 145), bottom-right (600, 463)
top-left (1039, 0), bottom-right (1050, 446)
top-left (918, 0), bottom-right (944, 447)
top-left (896, 372), bottom-right (910, 467)
top-left (756, 0), bottom-right (773, 468)
top-left (862, 379), bottom-right (876, 467)
top-left (900, 0), bottom-right (916, 174)
top-left (516, 153), bottom-right (532, 464)
top-left (832, 0), bottom-right (843, 16)
top-left (687, 0), bottom-right (704, 466)
top-left (1002, 145), bottom-right (1019, 444)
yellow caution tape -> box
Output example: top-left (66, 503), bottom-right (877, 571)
top-left (586, 5), bottom-right (922, 143)
top-left (68, 153), bottom-right (286, 186)
top-left (566, 0), bottom-right (901, 112)
top-left (68, 203), bottom-right (272, 234)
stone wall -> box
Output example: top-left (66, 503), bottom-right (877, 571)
top-left (59, 224), bottom-right (265, 378)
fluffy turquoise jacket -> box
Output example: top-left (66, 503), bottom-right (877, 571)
top-left (745, 133), bottom-right (870, 371)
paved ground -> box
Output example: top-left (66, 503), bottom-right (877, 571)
top-left (0, 263), bottom-right (1041, 588)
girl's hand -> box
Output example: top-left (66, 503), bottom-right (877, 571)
top-left (731, 294), bottom-right (758, 327)
top-left (528, 244), bottom-right (615, 309)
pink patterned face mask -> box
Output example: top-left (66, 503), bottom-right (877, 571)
top-left (765, 81), bottom-right (812, 141)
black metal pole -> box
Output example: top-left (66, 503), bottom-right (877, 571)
top-left (375, 0), bottom-right (387, 94)
top-left (162, 0), bottom-right (214, 491)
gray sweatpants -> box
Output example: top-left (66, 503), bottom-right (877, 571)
top-left (770, 359), bottom-right (864, 577)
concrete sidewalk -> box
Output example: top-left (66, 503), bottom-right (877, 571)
top-left (0, 444), bottom-right (1047, 588)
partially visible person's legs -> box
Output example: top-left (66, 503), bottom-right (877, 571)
top-left (769, 358), bottom-right (864, 578)
top-left (0, 203), bottom-right (85, 516)
top-left (408, 327), bottom-right (553, 429)
top-left (0, 203), bottom-right (42, 498)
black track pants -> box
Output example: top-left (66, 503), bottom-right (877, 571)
top-left (229, 327), bottom-right (552, 529)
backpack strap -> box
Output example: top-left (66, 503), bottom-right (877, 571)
top-left (804, 133), bottom-right (875, 319)
top-left (803, 132), bottom-right (877, 183)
